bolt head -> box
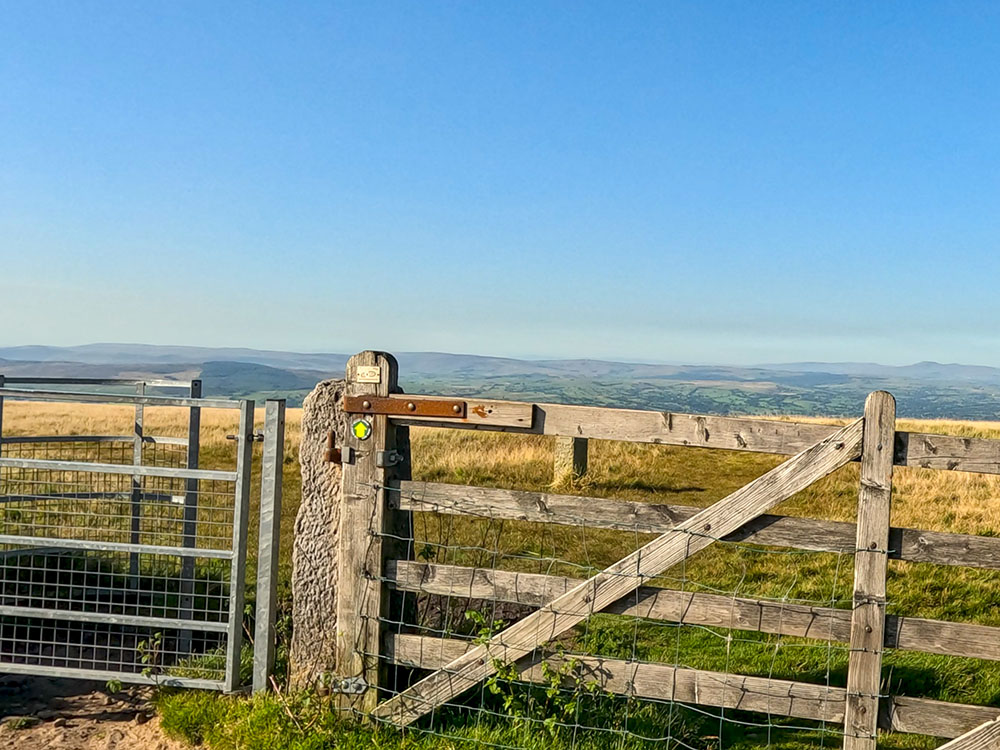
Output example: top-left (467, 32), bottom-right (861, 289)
top-left (452, 404), bottom-right (462, 413)
top-left (407, 402), bottom-right (416, 411)
top-left (362, 400), bottom-right (371, 409)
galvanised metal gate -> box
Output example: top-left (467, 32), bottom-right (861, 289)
top-left (0, 382), bottom-right (283, 692)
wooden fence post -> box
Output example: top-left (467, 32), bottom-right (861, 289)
top-left (554, 436), bottom-right (588, 482)
top-left (844, 391), bottom-right (896, 750)
top-left (335, 351), bottom-right (403, 715)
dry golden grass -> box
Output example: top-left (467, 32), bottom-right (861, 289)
top-left (5, 402), bottom-right (1000, 539)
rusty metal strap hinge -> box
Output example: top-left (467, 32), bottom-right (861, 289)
top-left (344, 395), bottom-right (467, 418)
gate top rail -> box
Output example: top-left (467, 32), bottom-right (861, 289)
top-left (1, 376), bottom-right (198, 389)
top-left (382, 395), bottom-right (1000, 476)
top-left (0, 387), bottom-right (241, 410)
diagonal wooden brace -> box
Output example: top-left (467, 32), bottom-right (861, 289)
top-left (935, 716), bottom-right (1000, 750)
top-left (374, 417), bottom-right (865, 726)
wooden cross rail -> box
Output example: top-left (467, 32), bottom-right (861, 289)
top-left (387, 560), bottom-right (1000, 662)
top-left (394, 481), bottom-right (1000, 570)
top-left (387, 634), bottom-right (1000, 740)
top-left (371, 418), bottom-right (864, 726)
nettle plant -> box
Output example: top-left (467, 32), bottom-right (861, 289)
top-left (464, 610), bottom-right (612, 736)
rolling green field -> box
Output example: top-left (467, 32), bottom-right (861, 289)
top-left (5, 403), bottom-right (1000, 749)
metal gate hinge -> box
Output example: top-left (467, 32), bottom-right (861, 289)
top-left (344, 395), bottom-right (467, 418)
top-left (376, 450), bottom-right (404, 468)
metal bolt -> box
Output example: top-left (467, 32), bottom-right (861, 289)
top-left (362, 400), bottom-right (371, 409)
top-left (865, 625), bottom-right (872, 633)
top-left (452, 404), bottom-right (462, 414)
top-left (406, 402), bottom-right (416, 411)
top-left (870, 541), bottom-right (878, 550)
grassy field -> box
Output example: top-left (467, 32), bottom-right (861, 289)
top-left (4, 402), bottom-right (1000, 749)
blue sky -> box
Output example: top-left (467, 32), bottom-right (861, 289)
top-left (2, 2), bottom-right (999, 365)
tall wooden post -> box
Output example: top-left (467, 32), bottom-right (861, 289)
top-left (843, 391), bottom-right (896, 749)
top-left (554, 436), bottom-right (588, 482)
top-left (335, 351), bottom-right (402, 714)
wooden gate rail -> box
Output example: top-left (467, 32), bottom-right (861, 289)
top-left (394, 481), bottom-right (1000, 570)
top-left (386, 560), bottom-right (1000, 662)
top-left (391, 396), bottom-right (1000, 476)
top-left (386, 634), bottom-right (1000, 740)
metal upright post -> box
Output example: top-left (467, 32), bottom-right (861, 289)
top-left (224, 399), bottom-right (255, 693)
top-left (129, 381), bottom-right (145, 583)
top-left (0, 374), bottom-right (5, 457)
top-left (179, 379), bottom-right (202, 655)
top-left (253, 399), bottom-right (286, 693)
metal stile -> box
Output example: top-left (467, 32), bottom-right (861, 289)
top-left (253, 399), bottom-right (285, 693)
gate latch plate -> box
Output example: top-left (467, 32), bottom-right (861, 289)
top-left (331, 677), bottom-right (368, 695)
top-left (344, 395), bottom-right (467, 419)
top-left (375, 450), bottom-right (404, 468)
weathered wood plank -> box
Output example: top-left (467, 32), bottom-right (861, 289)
top-left (896, 431), bottom-right (1000, 475)
top-left (373, 420), bottom-right (864, 726)
top-left (388, 634), bottom-right (1000, 739)
top-left (395, 480), bottom-right (1000, 571)
top-left (934, 718), bottom-right (1000, 750)
top-left (886, 697), bottom-right (1000, 739)
top-left (392, 396), bottom-right (1000, 475)
top-left (387, 634), bottom-right (845, 723)
top-left (844, 392), bottom-right (896, 750)
top-left (335, 352), bottom-right (401, 713)
top-left (389, 561), bottom-right (1000, 661)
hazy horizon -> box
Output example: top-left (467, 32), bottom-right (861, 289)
top-left (1, 341), bottom-right (997, 372)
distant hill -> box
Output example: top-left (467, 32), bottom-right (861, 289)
top-left (3, 344), bottom-right (1000, 418)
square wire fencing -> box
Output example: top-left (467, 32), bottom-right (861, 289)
top-left (0, 379), bottom-right (285, 694)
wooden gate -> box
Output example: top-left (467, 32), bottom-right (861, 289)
top-left (333, 351), bottom-right (1000, 747)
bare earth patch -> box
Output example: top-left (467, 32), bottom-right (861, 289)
top-left (0, 676), bottom-right (185, 750)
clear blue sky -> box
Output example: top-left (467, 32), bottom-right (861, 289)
top-left (2, 2), bottom-right (999, 365)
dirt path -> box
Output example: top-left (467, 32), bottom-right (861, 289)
top-left (0, 675), bottom-right (186, 750)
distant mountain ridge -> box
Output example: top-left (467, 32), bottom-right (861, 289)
top-left (5, 344), bottom-right (1000, 384)
top-left (3, 344), bottom-right (1000, 418)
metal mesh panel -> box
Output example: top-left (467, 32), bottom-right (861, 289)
top-left (0, 615), bottom-right (227, 681)
top-left (0, 467), bottom-right (235, 551)
top-left (0, 548), bottom-right (231, 623)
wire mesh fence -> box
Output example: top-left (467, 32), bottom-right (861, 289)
top-left (362, 478), bottom-right (859, 750)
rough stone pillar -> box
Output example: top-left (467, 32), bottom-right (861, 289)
top-left (289, 379), bottom-right (348, 690)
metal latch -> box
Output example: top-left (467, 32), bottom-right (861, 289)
top-left (344, 395), bottom-right (467, 418)
top-left (331, 677), bottom-right (367, 694)
top-left (226, 432), bottom-right (265, 442)
top-left (324, 431), bottom-right (354, 464)
top-left (375, 450), bottom-right (404, 468)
